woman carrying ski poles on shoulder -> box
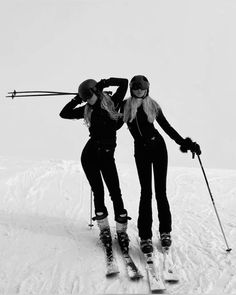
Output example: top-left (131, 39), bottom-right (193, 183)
top-left (60, 77), bottom-right (130, 251)
top-left (120, 75), bottom-right (201, 254)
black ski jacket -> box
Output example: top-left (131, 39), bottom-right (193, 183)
top-left (60, 78), bottom-right (128, 147)
top-left (121, 101), bottom-right (185, 146)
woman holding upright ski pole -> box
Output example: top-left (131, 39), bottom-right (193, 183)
top-left (121, 75), bottom-right (201, 254)
top-left (60, 77), bottom-right (130, 252)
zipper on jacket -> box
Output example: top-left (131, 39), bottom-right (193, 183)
top-left (135, 115), bottom-right (143, 138)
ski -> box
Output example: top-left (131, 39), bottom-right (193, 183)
top-left (104, 245), bottom-right (119, 277)
top-left (106, 259), bottom-right (119, 277)
top-left (120, 250), bottom-right (143, 280)
top-left (144, 252), bottom-right (166, 293)
top-left (162, 247), bottom-right (179, 283)
top-left (98, 225), bottom-right (119, 277)
top-left (116, 232), bottom-right (143, 280)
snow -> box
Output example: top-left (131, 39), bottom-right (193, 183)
top-left (0, 157), bottom-right (235, 294)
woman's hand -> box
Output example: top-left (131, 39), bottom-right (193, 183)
top-left (180, 137), bottom-right (201, 155)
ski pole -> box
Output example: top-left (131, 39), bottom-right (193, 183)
top-left (88, 189), bottom-right (94, 228)
top-left (6, 90), bottom-right (78, 99)
top-left (197, 154), bottom-right (232, 252)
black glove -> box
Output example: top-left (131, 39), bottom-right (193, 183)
top-left (96, 79), bottom-right (110, 91)
top-left (71, 94), bottom-right (83, 104)
top-left (180, 137), bottom-right (201, 156)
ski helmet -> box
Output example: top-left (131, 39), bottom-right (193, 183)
top-left (78, 79), bottom-right (97, 101)
top-left (130, 75), bottom-right (150, 90)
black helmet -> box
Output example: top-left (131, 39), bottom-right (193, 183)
top-left (78, 79), bottom-right (97, 101)
top-left (130, 75), bottom-right (150, 90)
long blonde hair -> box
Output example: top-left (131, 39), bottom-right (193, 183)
top-left (123, 96), bottom-right (161, 123)
top-left (84, 92), bottom-right (122, 127)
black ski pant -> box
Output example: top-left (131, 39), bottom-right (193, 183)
top-left (134, 136), bottom-right (172, 240)
top-left (81, 139), bottom-right (125, 220)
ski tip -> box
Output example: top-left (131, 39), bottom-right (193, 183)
top-left (164, 270), bottom-right (179, 284)
top-left (151, 288), bottom-right (166, 294)
top-left (106, 270), bottom-right (119, 278)
top-left (149, 281), bottom-right (166, 293)
top-left (165, 279), bottom-right (179, 284)
top-left (130, 273), bottom-right (143, 281)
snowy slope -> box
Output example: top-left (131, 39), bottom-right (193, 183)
top-left (0, 157), bottom-right (235, 294)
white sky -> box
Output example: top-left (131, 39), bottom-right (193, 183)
top-left (0, 0), bottom-right (236, 169)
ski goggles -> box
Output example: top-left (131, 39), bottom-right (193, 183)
top-left (130, 76), bottom-right (150, 90)
top-left (130, 82), bottom-right (149, 90)
top-left (81, 86), bottom-right (98, 102)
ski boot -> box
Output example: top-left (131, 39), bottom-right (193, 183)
top-left (95, 211), bottom-right (112, 249)
top-left (95, 212), bottom-right (119, 276)
top-left (116, 210), bottom-right (130, 254)
top-left (140, 239), bottom-right (153, 254)
top-left (160, 232), bottom-right (172, 249)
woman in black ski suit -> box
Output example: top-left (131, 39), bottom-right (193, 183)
top-left (60, 77), bottom-right (130, 249)
top-left (121, 75), bottom-right (201, 253)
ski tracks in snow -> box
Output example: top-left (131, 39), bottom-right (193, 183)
top-left (0, 159), bottom-right (92, 294)
top-left (167, 168), bottom-right (236, 294)
top-left (0, 159), bottom-right (235, 294)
